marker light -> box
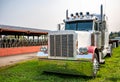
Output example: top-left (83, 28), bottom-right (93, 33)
top-left (80, 12), bottom-right (83, 16)
top-left (76, 12), bottom-right (79, 16)
top-left (71, 14), bottom-right (74, 17)
top-left (86, 12), bottom-right (90, 15)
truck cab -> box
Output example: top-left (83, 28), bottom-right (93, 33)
top-left (64, 11), bottom-right (110, 61)
top-left (37, 5), bottom-right (112, 77)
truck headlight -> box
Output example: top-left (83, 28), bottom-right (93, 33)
top-left (79, 47), bottom-right (88, 54)
top-left (40, 46), bottom-right (47, 52)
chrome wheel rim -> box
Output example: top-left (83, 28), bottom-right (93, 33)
top-left (93, 57), bottom-right (99, 76)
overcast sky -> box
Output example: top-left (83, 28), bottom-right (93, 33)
top-left (0, 0), bottom-right (120, 32)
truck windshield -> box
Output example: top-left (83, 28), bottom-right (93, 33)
top-left (65, 20), bottom-right (93, 31)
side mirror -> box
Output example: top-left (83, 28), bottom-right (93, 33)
top-left (57, 23), bottom-right (65, 31)
top-left (57, 24), bottom-right (61, 31)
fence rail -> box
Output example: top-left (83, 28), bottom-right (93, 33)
top-left (0, 38), bottom-right (48, 48)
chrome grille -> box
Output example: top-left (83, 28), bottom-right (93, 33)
top-left (49, 34), bottom-right (74, 57)
top-left (50, 35), bottom-right (54, 56)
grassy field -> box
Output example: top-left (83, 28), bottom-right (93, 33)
top-left (0, 47), bottom-right (120, 82)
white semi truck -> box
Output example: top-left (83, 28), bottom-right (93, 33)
top-left (37, 5), bottom-right (112, 77)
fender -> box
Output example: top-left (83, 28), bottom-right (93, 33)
top-left (88, 46), bottom-right (97, 61)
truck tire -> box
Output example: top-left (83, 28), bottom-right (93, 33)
top-left (93, 53), bottom-right (99, 77)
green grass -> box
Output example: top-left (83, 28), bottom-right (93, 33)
top-left (0, 47), bottom-right (120, 82)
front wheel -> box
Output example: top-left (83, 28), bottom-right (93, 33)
top-left (93, 53), bottom-right (99, 77)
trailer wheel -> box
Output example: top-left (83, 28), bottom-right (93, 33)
top-left (93, 53), bottom-right (99, 77)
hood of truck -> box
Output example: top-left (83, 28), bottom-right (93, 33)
top-left (49, 30), bottom-right (92, 48)
top-left (75, 31), bottom-right (92, 48)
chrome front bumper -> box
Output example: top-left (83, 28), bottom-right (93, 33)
top-left (37, 52), bottom-right (93, 61)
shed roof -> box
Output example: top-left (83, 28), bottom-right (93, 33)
top-left (0, 25), bottom-right (49, 36)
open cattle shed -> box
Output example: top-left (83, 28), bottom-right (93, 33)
top-left (0, 25), bottom-right (49, 56)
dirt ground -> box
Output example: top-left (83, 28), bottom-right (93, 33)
top-left (0, 53), bottom-right (37, 67)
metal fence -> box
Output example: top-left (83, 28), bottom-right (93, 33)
top-left (0, 36), bottom-right (48, 48)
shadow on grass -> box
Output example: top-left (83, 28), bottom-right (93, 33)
top-left (34, 60), bottom-right (101, 81)
top-left (33, 70), bottom-right (102, 82)
top-left (43, 71), bottom-right (93, 78)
